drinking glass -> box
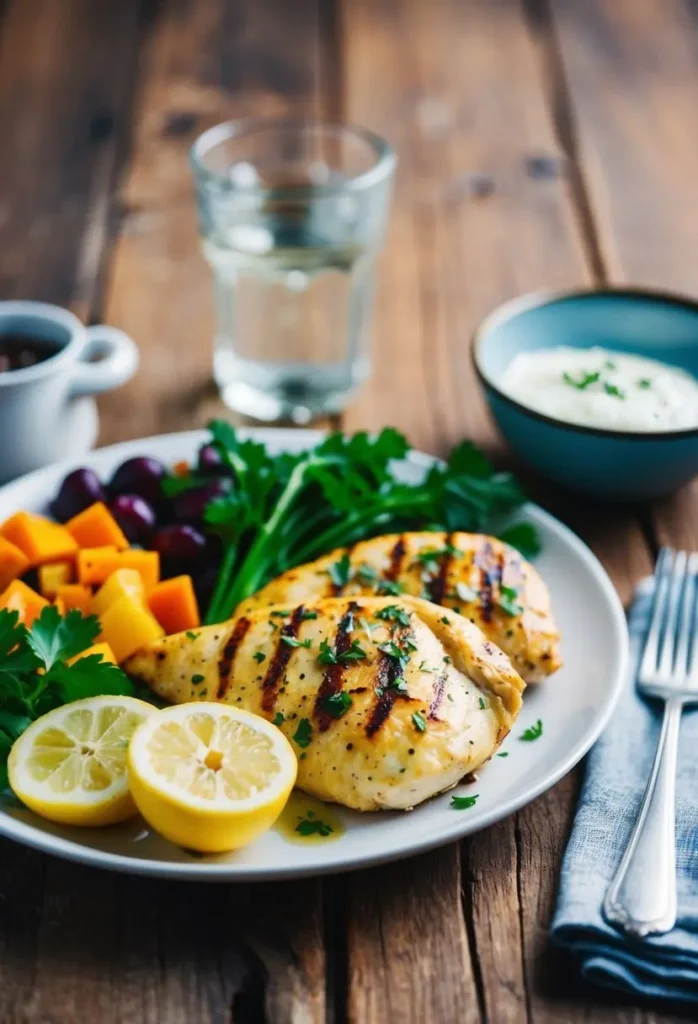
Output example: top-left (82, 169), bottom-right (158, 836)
top-left (190, 118), bottom-right (396, 423)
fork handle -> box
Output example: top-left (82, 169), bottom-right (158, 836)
top-left (603, 697), bottom-right (681, 938)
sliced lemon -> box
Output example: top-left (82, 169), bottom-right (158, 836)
top-left (8, 696), bottom-right (156, 827)
top-left (127, 704), bottom-right (297, 853)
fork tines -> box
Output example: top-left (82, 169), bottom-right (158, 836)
top-left (639, 548), bottom-right (698, 687)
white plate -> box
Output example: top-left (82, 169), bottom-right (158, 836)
top-left (0, 429), bottom-right (628, 881)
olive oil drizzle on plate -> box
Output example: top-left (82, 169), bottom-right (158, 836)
top-left (274, 791), bottom-right (344, 843)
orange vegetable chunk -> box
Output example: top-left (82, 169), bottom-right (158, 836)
top-left (67, 642), bottom-right (117, 667)
top-left (55, 584), bottom-right (92, 616)
top-left (38, 560), bottom-right (74, 599)
top-left (66, 502), bottom-right (129, 552)
top-left (99, 594), bottom-right (164, 662)
top-left (0, 537), bottom-right (30, 591)
top-left (147, 575), bottom-right (200, 635)
top-left (0, 579), bottom-right (49, 625)
top-left (77, 547), bottom-right (159, 591)
top-left (77, 546), bottom-right (119, 586)
top-left (0, 512), bottom-right (78, 567)
top-left (93, 568), bottom-right (144, 616)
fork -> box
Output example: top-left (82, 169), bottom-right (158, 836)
top-left (603, 548), bottom-right (698, 939)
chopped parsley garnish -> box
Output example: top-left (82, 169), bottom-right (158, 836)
top-left (376, 579), bottom-right (404, 596)
top-left (440, 616), bottom-right (451, 626)
top-left (520, 719), bottom-right (543, 742)
top-left (281, 635), bottom-right (312, 649)
top-left (327, 552), bottom-right (352, 588)
top-left (296, 812), bottom-right (333, 837)
top-left (273, 712), bottom-right (285, 726)
top-left (185, 631), bottom-right (199, 641)
top-left (603, 381), bottom-right (625, 399)
top-left (478, 697), bottom-right (485, 710)
top-left (359, 617), bottom-right (377, 644)
top-left (355, 563), bottom-right (378, 584)
top-left (253, 651), bottom-right (266, 664)
top-left (375, 605), bottom-right (411, 627)
top-left (497, 585), bottom-right (524, 617)
top-left (393, 676), bottom-right (409, 695)
top-left (604, 360), bottom-right (616, 371)
top-left (412, 711), bottom-right (427, 733)
top-left (497, 751), bottom-right (509, 758)
top-left (270, 609), bottom-right (290, 617)
top-left (563, 370), bottom-right (600, 390)
top-left (191, 674), bottom-right (205, 684)
top-left (317, 638), bottom-right (367, 665)
top-left (377, 640), bottom-right (410, 667)
top-left (300, 609), bottom-right (318, 621)
top-left (637, 378), bottom-right (652, 389)
top-left (416, 543), bottom-right (462, 563)
top-left (451, 794), bottom-right (478, 809)
top-left (323, 691), bottom-right (352, 718)
top-left (293, 718), bottom-right (312, 748)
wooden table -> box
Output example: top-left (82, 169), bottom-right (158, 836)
top-left (0, 1), bottom-right (696, 1020)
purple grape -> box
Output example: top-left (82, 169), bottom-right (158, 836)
top-left (197, 443), bottom-right (230, 477)
top-left (171, 479), bottom-right (231, 523)
top-left (153, 524), bottom-right (207, 564)
top-left (110, 494), bottom-right (156, 545)
top-left (109, 456), bottom-right (166, 504)
top-left (51, 468), bottom-right (105, 522)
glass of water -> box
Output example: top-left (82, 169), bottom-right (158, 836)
top-left (190, 118), bottom-right (396, 423)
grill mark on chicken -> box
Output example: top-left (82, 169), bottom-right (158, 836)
top-left (427, 531), bottom-right (454, 605)
top-left (428, 669), bottom-right (448, 720)
top-left (314, 602), bottom-right (359, 732)
top-left (476, 542), bottom-right (504, 623)
top-left (385, 536), bottom-right (406, 581)
top-left (365, 653), bottom-right (403, 737)
top-left (260, 605), bottom-right (305, 712)
top-left (216, 617), bottom-right (251, 699)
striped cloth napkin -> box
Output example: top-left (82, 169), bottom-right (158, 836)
top-left (551, 577), bottom-right (698, 1004)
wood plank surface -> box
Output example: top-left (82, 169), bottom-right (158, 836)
top-left (0, 1), bottom-right (695, 1022)
top-left (99, 0), bottom-right (335, 444)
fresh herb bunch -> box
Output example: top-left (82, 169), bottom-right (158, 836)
top-left (0, 606), bottom-right (134, 787)
top-left (200, 420), bottom-right (538, 624)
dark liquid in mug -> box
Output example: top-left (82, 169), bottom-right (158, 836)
top-left (0, 335), bottom-right (61, 374)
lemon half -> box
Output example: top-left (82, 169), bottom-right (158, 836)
top-left (127, 704), bottom-right (297, 853)
top-left (9, 696), bottom-right (156, 827)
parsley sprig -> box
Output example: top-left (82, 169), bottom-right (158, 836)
top-left (0, 607), bottom-right (134, 787)
top-left (201, 422), bottom-right (534, 623)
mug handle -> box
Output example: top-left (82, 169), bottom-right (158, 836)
top-left (69, 325), bottom-right (139, 398)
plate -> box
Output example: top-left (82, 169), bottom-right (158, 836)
top-left (0, 429), bottom-right (628, 881)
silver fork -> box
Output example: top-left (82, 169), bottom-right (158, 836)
top-left (603, 548), bottom-right (698, 939)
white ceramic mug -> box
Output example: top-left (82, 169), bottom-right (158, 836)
top-left (0, 301), bottom-right (139, 482)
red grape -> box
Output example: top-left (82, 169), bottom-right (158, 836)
top-left (171, 479), bottom-right (231, 523)
top-left (153, 524), bottom-right (207, 564)
top-left (51, 468), bottom-right (105, 522)
top-left (109, 456), bottom-right (166, 504)
top-left (110, 494), bottom-right (156, 545)
top-left (197, 443), bottom-right (230, 477)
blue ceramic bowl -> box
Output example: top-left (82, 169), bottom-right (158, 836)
top-left (473, 289), bottom-right (698, 500)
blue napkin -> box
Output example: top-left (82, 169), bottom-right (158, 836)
top-left (551, 577), bottom-right (698, 1004)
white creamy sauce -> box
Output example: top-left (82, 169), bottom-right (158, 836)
top-left (500, 346), bottom-right (698, 432)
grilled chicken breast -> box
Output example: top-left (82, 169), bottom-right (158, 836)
top-left (126, 595), bottom-right (525, 812)
top-left (238, 532), bottom-right (561, 682)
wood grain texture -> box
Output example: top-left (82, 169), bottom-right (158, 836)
top-left (549, 0), bottom-right (698, 557)
top-left (99, 0), bottom-right (333, 444)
